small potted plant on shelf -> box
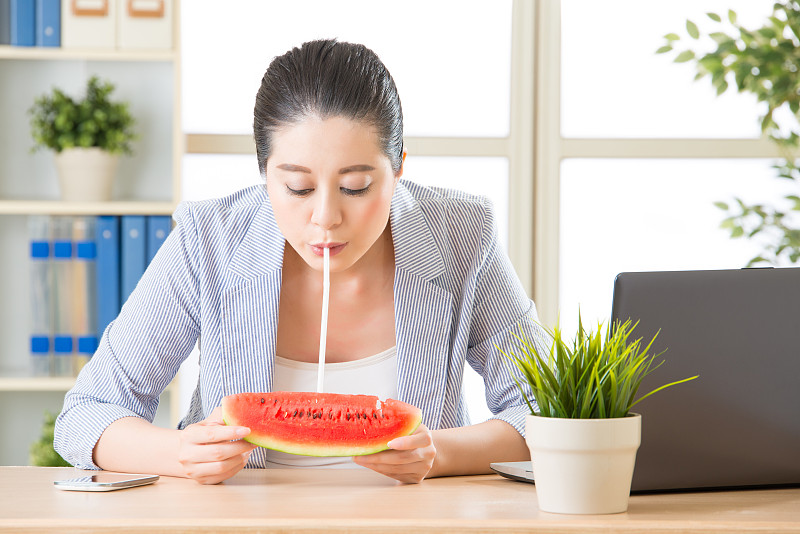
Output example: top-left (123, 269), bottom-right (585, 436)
top-left (28, 76), bottom-right (136, 202)
top-left (500, 314), bottom-right (697, 515)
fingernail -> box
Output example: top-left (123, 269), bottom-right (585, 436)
top-left (236, 427), bottom-right (250, 437)
top-left (386, 439), bottom-right (397, 449)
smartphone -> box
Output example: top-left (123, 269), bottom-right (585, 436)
top-left (54, 472), bottom-right (159, 492)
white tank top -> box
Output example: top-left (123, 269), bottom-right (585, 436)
top-left (264, 346), bottom-right (398, 468)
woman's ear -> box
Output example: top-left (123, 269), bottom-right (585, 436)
top-left (395, 149), bottom-right (407, 181)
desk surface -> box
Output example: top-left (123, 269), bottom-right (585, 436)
top-left (1, 467), bottom-right (799, 533)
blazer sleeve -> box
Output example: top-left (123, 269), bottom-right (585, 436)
top-left (54, 204), bottom-right (202, 469)
top-left (465, 198), bottom-right (551, 436)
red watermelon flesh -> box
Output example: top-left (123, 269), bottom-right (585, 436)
top-left (221, 391), bottom-right (423, 457)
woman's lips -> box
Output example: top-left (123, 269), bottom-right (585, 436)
top-left (310, 243), bottom-right (347, 257)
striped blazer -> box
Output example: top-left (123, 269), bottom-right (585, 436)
top-left (55, 180), bottom-right (548, 469)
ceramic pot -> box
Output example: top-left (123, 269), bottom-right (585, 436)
top-left (525, 413), bottom-right (641, 514)
top-left (53, 147), bottom-right (119, 202)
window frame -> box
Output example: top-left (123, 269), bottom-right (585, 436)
top-left (536, 0), bottom-right (785, 326)
top-left (183, 0), bottom-right (537, 299)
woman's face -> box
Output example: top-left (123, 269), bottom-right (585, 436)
top-left (265, 115), bottom-right (402, 273)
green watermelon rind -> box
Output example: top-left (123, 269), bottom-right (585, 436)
top-left (221, 392), bottom-right (423, 457)
top-left (228, 419), bottom-right (423, 457)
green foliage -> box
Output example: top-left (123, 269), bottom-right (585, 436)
top-left (500, 315), bottom-right (697, 419)
top-left (29, 411), bottom-right (71, 467)
top-left (28, 76), bottom-right (136, 155)
top-left (657, 1), bottom-right (800, 266)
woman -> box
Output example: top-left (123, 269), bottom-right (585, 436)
top-left (55, 39), bottom-right (548, 485)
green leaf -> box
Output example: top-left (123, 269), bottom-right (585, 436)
top-left (656, 45), bottom-right (673, 54)
top-left (674, 50), bottom-right (696, 63)
top-left (686, 20), bottom-right (700, 39)
top-left (706, 12), bottom-right (721, 23)
top-left (664, 33), bottom-right (681, 41)
top-left (713, 201), bottom-right (729, 211)
top-left (728, 9), bottom-right (737, 24)
top-left (731, 226), bottom-right (745, 238)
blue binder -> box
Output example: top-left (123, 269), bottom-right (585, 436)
top-left (121, 215), bottom-right (146, 304)
top-left (95, 216), bottom-right (120, 340)
top-left (146, 215), bottom-right (172, 266)
top-left (10, 0), bottom-right (34, 46)
top-left (35, 0), bottom-right (59, 47)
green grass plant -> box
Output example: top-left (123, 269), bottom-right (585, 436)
top-left (500, 315), bottom-right (698, 419)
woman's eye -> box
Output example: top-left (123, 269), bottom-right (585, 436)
top-left (286, 186), bottom-right (313, 196)
top-left (341, 185), bottom-right (371, 197)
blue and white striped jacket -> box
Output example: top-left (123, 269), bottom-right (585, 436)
top-left (55, 180), bottom-right (547, 470)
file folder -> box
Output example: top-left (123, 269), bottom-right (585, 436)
top-left (146, 215), bottom-right (171, 265)
top-left (35, 0), bottom-right (60, 47)
top-left (121, 215), bottom-right (146, 304)
top-left (10, 0), bottom-right (35, 46)
top-left (95, 215), bottom-right (120, 341)
top-left (51, 216), bottom-right (73, 377)
top-left (0, 0), bottom-right (11, 45)
top-left (28, 215), bottom-right (53, 377)
top-left (73, 216), bottom-right (97, 373)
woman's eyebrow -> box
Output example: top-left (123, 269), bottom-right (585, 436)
top-left (339, 164), bottom-right (375, 174)
top-left (276, 163), bottom-right (311, 173)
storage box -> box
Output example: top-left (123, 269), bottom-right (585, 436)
top-left (117, 0), bottom-right (171, 50)
top-left (61, 0), bottom-right (115, 48)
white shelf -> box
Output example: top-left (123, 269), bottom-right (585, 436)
top-left (0, 376), bottom-right (179, 393)
top-left (0, 376), bottom-right (77, 392)
top-left (0, 200), bottom-right (177, 216)
top-left (0, 45), bottom-right (176, 62)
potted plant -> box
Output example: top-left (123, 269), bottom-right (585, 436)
top-left (657, 2), bottom-right (800, 266)
top-left (29, 411), bottom-right (70, 467)
top-left (28, 76), bottom-right (136, 202)
top-left (500, 315), bottom-right (697, 514)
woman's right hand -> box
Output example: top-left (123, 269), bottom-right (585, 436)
top-left (176, 406), bottom-right (258, 484)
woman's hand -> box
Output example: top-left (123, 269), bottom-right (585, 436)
top-left (176, 407), bottom-right (258, 485)
top-left (352, 424), bottom-right (436, 483)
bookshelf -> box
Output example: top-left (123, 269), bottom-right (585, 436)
top-left (0, 1), bottom-right (183, 466)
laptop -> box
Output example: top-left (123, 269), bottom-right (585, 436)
top-left (492, 267), bottom-right (800, 493)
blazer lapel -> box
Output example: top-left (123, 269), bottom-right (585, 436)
top-left (220, 201), bottom-right (285, 396)
top-left (391, 183), bottom-right (453, 430)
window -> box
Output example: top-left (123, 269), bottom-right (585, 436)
top-left (545, 0), bottom-right (786, 336)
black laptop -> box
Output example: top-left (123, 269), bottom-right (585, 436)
top-left (492, 267), bottom-right (800, 493)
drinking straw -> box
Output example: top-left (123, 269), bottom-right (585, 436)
top-left (317, 247), bottom-right (330, 393)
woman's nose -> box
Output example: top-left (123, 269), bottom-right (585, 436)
top-left (310, 191), bottom-right (342, 229)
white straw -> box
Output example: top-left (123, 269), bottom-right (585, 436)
top-left (317, 247), bottom-right (330, 393)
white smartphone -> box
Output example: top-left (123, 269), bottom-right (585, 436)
top-left (54, 472), bottom-right (159, 492)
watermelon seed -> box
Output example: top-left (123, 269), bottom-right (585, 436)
top-left (293, 409), bottom-right (298, 417)
top-left (260, 398), bottom-right (265, 404)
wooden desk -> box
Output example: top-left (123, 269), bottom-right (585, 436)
top-left (1, 467), bottom-right (799, 533)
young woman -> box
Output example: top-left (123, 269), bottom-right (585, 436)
top-left (55, 39), bottom-right (549, 485)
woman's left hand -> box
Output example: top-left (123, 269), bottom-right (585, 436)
top-left (352, 424), bottom-right (436, 483)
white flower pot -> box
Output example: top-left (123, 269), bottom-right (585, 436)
top-left (525, 413), bottom-right (641, 514)
top-left (54, 147), bottom-right (119, 202)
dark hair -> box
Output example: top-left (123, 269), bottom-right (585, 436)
top-left (254, 39), bottom-right (404, 175)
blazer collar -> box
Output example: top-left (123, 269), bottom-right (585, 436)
top-left (226, 181), bottom-right (446, 285)
top-left (225, 189), bottom-right (285, 285)
top-left (389, 181), bottom-right (446, 281)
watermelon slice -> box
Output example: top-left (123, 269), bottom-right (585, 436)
top-left (221, 391), bottom-right (423, 457)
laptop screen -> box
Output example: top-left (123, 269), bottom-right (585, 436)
top-left (611, 268), bottom-right (800, 492)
